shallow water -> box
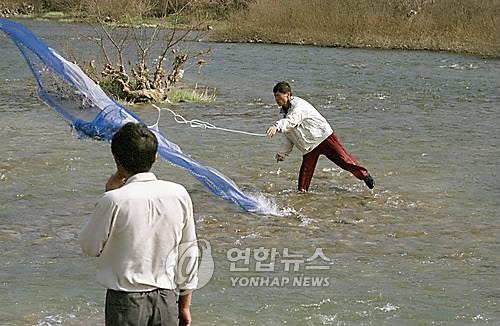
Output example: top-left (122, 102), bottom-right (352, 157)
top-left (0, 19), bottom-right (499, 325)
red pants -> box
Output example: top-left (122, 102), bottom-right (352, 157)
top-left (298, 132), bottom-right (369, 191)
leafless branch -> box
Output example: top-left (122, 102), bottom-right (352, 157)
top-left (99, 22), bottom-right (127, 67)
top-left (91, 25), bottom-right (112, 66)
top-left (134, 24), bottom-right (160, 65)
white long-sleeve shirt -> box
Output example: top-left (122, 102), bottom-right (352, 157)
top-left (274, 96), bottom-right (333, 155)
top-left (80, 172), bottom-right (198, 292)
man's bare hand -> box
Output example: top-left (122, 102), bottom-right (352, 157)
top-left (275, 152), bottom-right (286, 162)
top-left (178, 307), bottom-right (191, 326)
top-left (266, 126), bottom-right (279, 137)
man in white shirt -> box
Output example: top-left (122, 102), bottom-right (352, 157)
top-left (80, 122), bottom-right (198, 326)
top-left (266, 81), bottom-right (374, 192)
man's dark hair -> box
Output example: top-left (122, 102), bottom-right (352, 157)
top-left (273, 81), bottom-right (292, 94)
top-left (111, 122), bottom-right (158, 174)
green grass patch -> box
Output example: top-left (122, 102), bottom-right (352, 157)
top-left (167, 87), bottom-right (216, 103)
top-left (40, 11), bottom-right (66, 18)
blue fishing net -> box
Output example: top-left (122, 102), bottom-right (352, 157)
top-left (1, 18), bottom-right (272, 214)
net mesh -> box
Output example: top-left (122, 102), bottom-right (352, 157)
top-left (1, 18), bottom-right (273, 214)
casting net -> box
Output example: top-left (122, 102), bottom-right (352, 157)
top-left (1, 18), bottom-right (273, 214)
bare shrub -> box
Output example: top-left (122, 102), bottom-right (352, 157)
top-left (77, 6), bottom-right (211, 103)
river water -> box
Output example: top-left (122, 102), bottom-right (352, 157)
top-left (0, 19), bottom-right (499, 325)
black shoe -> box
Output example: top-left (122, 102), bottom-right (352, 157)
top-left (364, 175), bottom-right (374, 189)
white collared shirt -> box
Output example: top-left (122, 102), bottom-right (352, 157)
top-left (274, 96), bottom-right (333, 155)
top-left (80, 172), bottom-right (198, 292)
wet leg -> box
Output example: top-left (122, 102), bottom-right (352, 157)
top-left (298, 149), bottom-right (321, 192)
top-left (321, 133), bottom-right (369, 180)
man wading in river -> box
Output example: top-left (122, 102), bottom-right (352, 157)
top-left (266, 81), bottom-right (374, 192)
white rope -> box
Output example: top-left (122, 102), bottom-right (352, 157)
top-left (151, 104), bottom-right (268, 137)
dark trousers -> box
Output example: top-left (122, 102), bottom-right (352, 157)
top-left (105, 288), bottom-right (178, 326)
top-left (298, 132), bottom-right (369, 191)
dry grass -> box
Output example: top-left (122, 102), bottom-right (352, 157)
top-left (0, 0), bottom-right (249, 18)
top-left (216, 0), bottom-right (500, 56)
top-left (2, 0), bottom-right (498, 55)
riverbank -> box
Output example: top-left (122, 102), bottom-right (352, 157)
top-left (0, 0), bottom-right (233, 29)
top-left (0, 10), bottom-right (197, 30)
top-left (2, 0), bottom-right (499, 57)
top-left (214, 0), bottom-right (500, 58)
